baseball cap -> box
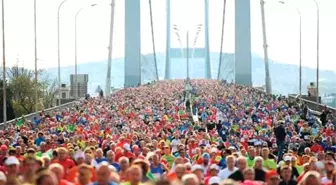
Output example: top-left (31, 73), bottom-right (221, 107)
top-left (191, 164), bottom-right (203, 172)
top-left (284, 156), bottom-right (291, 162)
top-left (209, 176), bottom-right (220, 185)
top-left (123, 143), bottom-right (131, 151)
top-left (5, 156), bottom-right (20, 166)
top-left (266, 170), bottom-right (279, 180)
top-left (209, 164), bottom-right (219, 171)
top-left (202, 153), bottom-right (210, 159)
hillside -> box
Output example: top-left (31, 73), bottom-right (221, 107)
top-left (44, 52), bottom-right (336, 97)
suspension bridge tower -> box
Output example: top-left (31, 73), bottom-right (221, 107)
top-left (124, 0), bottom-right (141, 87)
top-left (235, 0), bottom-right (252, 86)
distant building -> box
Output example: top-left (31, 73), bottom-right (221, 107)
top-left (70, 74), bottom-right (89, 98)
top-left (55, 84), bottom-right (75, 105)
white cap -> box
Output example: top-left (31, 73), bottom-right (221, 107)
top-left (209, 164), bottom-right (219, 171)
top-left (284, 156), bottom-right (291, 162)
top-left (123, 143), bottom-right (131, 151)
top-left (191, 164), bottom-right (203, 172)
top-left (209, 176), bottom-right (221, 185)
top-left (74, 151), bottom-right (85, 161)
top-left (0, 171), bottom-right (6, 182)
top-left (5, 156), bottom-right (19, 166)
top-left (210, 148), bottom-right (218, 154)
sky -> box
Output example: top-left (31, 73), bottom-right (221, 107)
top-left (0, 0), bottom-right (336, 72)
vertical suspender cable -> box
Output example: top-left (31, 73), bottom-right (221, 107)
top-left (217, 0), bottom-right (226, 80)
top-left (149, 0), bottom-right (159, 81)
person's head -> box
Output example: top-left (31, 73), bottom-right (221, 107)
top-left (48, 163), bottom-right (64, 183)
top-left (248, 147), bottom-right (256, 158)
top-left (261, 148), bottom-right (269, 158)
top-left (265, 170), bottom-right (280, 185)
top-left (208, 176), bottom-right (220, 185)
top-left (57, 147), bottom-right (67, 161)
top-left (253, 156), bottom-right (263, 169)
top-left (119, 156), bottom-right (130, 171)
top-left (22, 156), bottom-right (38, 176)
top-left (96, 162), bottom-right (111, 185)
top-left (77, 164), bottom-right (92, 184)
top-left (280, 166), bottom-right (292, 181)
top-left (175, 164), bottom-right (186, 180)
top-left (301, 171), bottom-right (321, 185)
top-left (283, 156), bottom-right (291, 165)
top-left (5, 156), bottom-right (20, 176)
top-left (325, 161), bottom-right (335, 173)
top-left (243, 168), bottom-right (255, 181)
top-left (209, 164), bottom-right (219, 176)
top-left (191, 165), bottom-right (204, 182)
top-left (132, 159), bottom-right (149, 175)
top-left (182, 174), bottom-right (199, 185)
top-left (226, 155), bottom-right (235, 169)
top-left (35, 170), bottom-right (57, 185)
top-left (95, 148), bottom-right (104, 158)
top-left (237, 156), bottom-right (247, 171)
top-left (127, 165), bottom-right (143, 184)
top-left (202, 153), bottom-right (210, 165)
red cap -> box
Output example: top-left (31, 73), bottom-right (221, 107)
top-left (266, 170), bottom-right (279, 179)
top-left (0, 145), bottom-right (8, 151)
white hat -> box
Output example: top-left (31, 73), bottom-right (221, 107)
top-left (0, 171), bottom-right (6, 182)
top-left (209, 176), bottom-right (221, 185)
top-left (210, 148), bottom-right (218, 154)
top-left (74, 151), bottom-right (85, 161)
top-left (123, 143), bottom-right (131, 151)
top-left (5, 156), bottom-right (19, 166)
top-left (209, 164), bottom-right (219, 171)
top-left (191, 164), bottom-right (203, 172)
top-left (284, 156), bottom-right (291, 162)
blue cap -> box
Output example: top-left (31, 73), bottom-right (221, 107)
top-left (202, 153), bottom-right (210, 159)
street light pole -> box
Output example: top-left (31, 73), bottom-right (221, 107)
top-left (186, 31), bottom-right (189, 79)
top-left (75, 4), bottom-right (97, 99)
top-left (2, 0), bottom-right (7, 125)
top-left (34, 0), bottom-right (38, 112)
top-left (278, 1), bottom-right (302, 96)
top-left (106, 0), bottom-right (115, 96)
top-left (57, 0), bottom-right (70, 105)
top-left (260, 0), bottom-right (272, 93)
top-left (312, 0), bottom-right (320, 104)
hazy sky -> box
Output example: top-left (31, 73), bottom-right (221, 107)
top-left (1, 0), bottom-right (336, 72)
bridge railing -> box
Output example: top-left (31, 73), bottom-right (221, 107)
top-left (0, 100), bottom-right (79, 130)
top-left (0, 88), bottom-right (125, 130)
top-left (287, 94), bottom-right (336, 117)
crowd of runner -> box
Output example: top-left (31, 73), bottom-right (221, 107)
top-left (0, 79), bottom-right (335, 185)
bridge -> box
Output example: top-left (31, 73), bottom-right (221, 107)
top-left (0, 0), bottom-right (335, 128)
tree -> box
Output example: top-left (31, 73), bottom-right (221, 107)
top-left (0, 80), bottom-right (16, 122)
top-left (7, 65), bottom-right (56, 116)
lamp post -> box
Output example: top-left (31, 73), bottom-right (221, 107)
top-left (311, 0), bottom-right (320, 104)
top-left (74, 4), bottom-right (97, 99)
top-left (2, 0), bottom-right (7, 125)
top-left (57, 0), bottom-right (70, 105)
top-left (260, 0), bottom-right (272, 94)
top-left (278, 1), bottom-right (302, 96)
top-left (34, 0), bottom-right (38, 112)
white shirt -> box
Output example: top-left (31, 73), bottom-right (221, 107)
top-left (218, 167), bottom-right (238, 180)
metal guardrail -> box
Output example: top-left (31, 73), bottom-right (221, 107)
top-left (0, 88), bottom-right (125, 130)
top-left (0, 100), bottom-right (79, 129)
top-left (287, 94), bottom-right (336, 116)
